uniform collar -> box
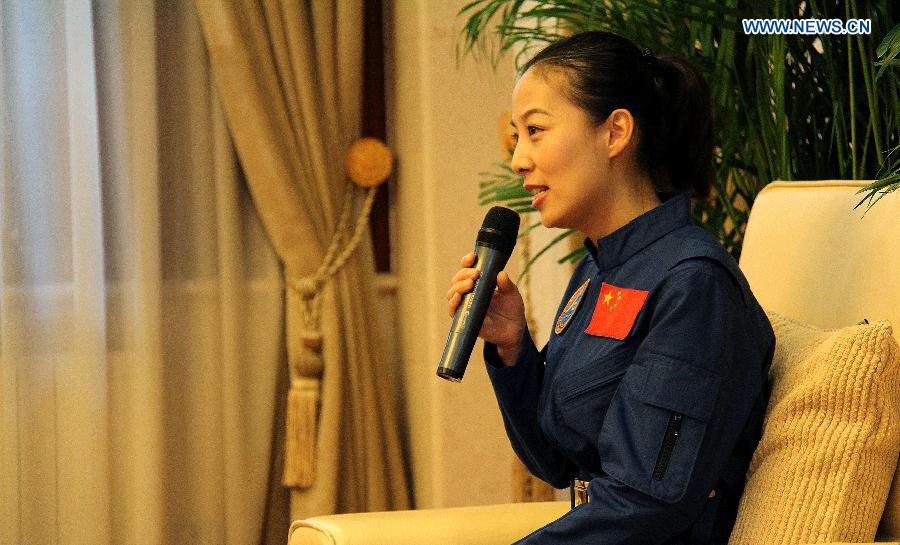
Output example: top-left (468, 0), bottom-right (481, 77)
top-left (583, 192), bottom-right (692, 271)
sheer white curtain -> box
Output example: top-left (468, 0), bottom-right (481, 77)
top-left (1, 2), bottom-right (286, 544)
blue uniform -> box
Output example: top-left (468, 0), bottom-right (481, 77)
top-left (485, 192), bottom-right (774, 544)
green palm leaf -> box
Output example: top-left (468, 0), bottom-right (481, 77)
top-left (460, 0), bottom-right (899, 265)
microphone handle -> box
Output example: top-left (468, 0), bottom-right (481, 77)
top-left (436, 242), bottom-right (508, 382)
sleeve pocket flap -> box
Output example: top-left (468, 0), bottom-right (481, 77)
top-left (642, 359), bottom-right (720, 421)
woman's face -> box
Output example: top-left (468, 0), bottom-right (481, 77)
top-left (510, 67), bottom-right (611, 234)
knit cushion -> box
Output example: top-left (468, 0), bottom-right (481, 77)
top-left (728, 312), bottom-right (900, 545)
top-left (883, 475), bottom-right (900, 539)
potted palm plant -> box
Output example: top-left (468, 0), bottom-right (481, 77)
top-left (459, 0), bottom-right (899, 270)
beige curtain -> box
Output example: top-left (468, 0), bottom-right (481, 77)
top-left (1, 2), bottom-right (286, 544)
top-left (193, 1), bottom-right (410, 518)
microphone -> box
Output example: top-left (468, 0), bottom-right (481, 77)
top-left (436, 206), bottom-right (520, 382)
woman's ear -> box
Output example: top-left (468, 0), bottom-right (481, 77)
top-left (602, 108), bottom-right (636, 160)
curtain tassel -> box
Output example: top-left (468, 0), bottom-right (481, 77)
top-left (283, 331), bottom-right (324, 488)
top-left (283, 373), bottom-right (321, 488)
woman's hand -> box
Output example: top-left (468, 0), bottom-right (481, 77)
top-left (446, 252), bottom-right (526, 366)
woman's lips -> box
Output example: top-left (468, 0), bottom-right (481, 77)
top-left (531, 187), bottom-right (548, 208)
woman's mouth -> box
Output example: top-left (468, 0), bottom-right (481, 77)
top-left (528, 186), bottom-right (549, 208)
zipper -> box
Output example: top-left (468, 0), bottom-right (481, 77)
top-left (653, 413), bottom-right (683, 481)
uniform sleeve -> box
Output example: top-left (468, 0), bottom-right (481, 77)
top-left (485, 330), bottom-right (574, 488)
top-left (513, 260), bottom-right (772, 544)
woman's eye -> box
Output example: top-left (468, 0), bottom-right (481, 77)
top-left (510, 126), bottom-right (541, 142)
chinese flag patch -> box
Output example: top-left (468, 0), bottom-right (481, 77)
top-left (584, 282), bottom-right (649, 340)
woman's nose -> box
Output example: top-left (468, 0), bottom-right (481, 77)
top-left (510, 143), bottom-right (533, 174)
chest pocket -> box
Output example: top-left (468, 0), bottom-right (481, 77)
top-left (553, 350), bottom-right (632, 450)
top-left (598, 355), bottom-right (722, 503)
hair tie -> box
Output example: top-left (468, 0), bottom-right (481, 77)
top-left (641, 47), bottom-right (658, 70)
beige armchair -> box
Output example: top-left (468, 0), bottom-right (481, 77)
top-left (288, 181), bottom-right (900, 545)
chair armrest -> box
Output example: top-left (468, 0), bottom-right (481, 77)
top-left (288, 501), bottom-right (569, 545)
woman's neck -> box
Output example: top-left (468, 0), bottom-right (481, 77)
top-left (584, 177), bottom-right (662, 241)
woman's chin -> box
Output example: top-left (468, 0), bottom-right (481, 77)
top-left (538, 211), bottom-right (558, 229)
top-left (539, 214), bottom-right (579, 234)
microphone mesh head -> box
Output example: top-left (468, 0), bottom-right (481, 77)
top-left (477, 206), bottom-right (520, 256)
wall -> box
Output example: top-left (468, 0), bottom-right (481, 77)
top-left (387, 0), bottom-right (574, 508)
top-left (388, 0), bottom-right (515, 508)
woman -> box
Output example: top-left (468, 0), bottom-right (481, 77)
top-left (446, 32), bottom-right (774, 544)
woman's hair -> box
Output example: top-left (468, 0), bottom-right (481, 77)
top-left (521, 31), bottom-right (714, 198)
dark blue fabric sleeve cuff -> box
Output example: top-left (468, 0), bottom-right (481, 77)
top-left (484, 327), bottom-right (539, 369)
top-left (484, 328), bottom-right (542, 394)
top-left (483, 328), bottom-right (571, 487)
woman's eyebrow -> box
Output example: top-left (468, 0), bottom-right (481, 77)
top-left (511, 108), bottom-right (552, 126)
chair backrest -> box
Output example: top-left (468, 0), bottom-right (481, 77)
top-left (738, 180), bottom-right (900, 536)
top-left (740, 181), bottom-right (899, 330)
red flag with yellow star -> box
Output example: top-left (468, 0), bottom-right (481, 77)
top-left (584, 282), bottom-right (649, 340)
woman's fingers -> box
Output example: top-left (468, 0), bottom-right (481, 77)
top-left (447, 277), bottom-right (477, 300)
top-left (447, 256), bottom-right (477, 318)
top-left (446, 254), bottom-right (517, 323)
top-left (447, 254), bottom-right (478, 295)
top-left (447, 269), bottom-right (515, 301)
top-left (496, 271), bottom-right (513, 293)
top-left (450, 267), bottom-right (479, 286)
top-left (448, 292), bottom-right (461, 317)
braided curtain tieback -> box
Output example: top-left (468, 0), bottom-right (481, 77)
top-left (282, 138), bottom-right (391, 489)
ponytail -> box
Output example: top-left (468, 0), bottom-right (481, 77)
top-left (650, 56), bottom-right (714, 198)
